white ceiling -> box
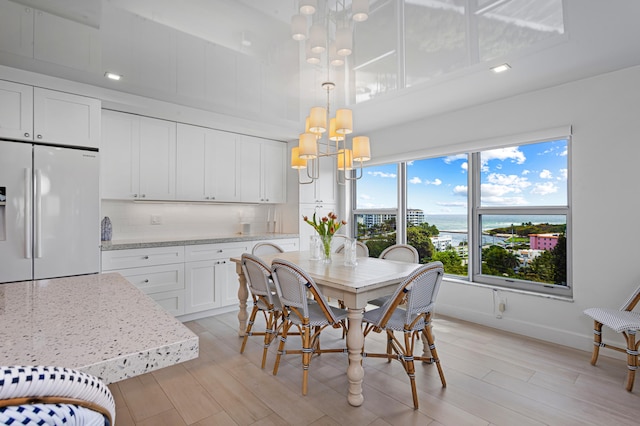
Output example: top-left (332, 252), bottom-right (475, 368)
top-left (4, 0), bottom-right (640, 140)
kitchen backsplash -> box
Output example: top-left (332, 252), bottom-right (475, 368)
top-left (101, 200), bottom-right (290, 240)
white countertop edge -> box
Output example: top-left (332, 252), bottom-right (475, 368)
top-left (101, 233), bottom-right (299, 251)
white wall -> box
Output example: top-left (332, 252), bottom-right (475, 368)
top-left (367, 65), bottom-right (640, 352)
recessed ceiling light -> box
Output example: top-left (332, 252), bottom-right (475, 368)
top-left (104, 72), bottom-right (122, 81)
top-left (490, 63), bottom-right (511, 73)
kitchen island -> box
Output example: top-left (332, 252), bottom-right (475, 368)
top-left (0, 273), bottom-right (198, 384)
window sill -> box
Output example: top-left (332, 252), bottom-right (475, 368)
top-left (442, 276), bottom-right (575, 302)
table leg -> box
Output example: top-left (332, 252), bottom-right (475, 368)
top-left (346, 308), bottom-right (365, 407)
top-left (235, 263), bottom-right (248, 337)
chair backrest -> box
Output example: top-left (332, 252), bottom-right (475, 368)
top-left (252, 242), bottom-right (285, 256)
top-left (242, 253), bottom-right (276, 306)
top-left (335, 240), bottom-right (370, 257)
top-left (270, 258), bottom-right (340, 325)
top-left (620, 283), bottom-right (640, 311)
top-left (379, 244), bottom-right (419, 263)
top-left (374, 261), bottom-right (444, 328)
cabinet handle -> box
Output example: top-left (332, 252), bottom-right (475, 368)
top-left (142, 256), bottom-right (149, 260)
top-left (217, 249), bottom-right (223, 253)
top-left (211, 196), bottom-right (215, 200)
top-left (133, 194), bottom-right (138, 198)
top-left (37, 134), bottom-right (42, 139)
top-left (205, 196), bottom-right (210, 200)
top-left (143, 279), bottom-right (149, 283)
top-left (141, 194), bottom-right (146, 198)
top-left (24, 132), bottom-right (30, 137)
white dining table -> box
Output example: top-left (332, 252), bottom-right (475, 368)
top-left (231, 250), bottom-right (422, 407)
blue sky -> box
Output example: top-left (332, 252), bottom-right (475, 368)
top-left (356, 139), bottom-right (568, 214)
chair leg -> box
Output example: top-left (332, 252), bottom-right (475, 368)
top-left (240, 305), bottom-right (260, 354)
top-left (424, 321), bottom-right (446, 388)
top-left (273, 318), bottom-right (291, 376)
top-left (624, 330), bottom-right (638, 391)
top-left (590, 320), bottom-right (603, 366)
top-left (302, 323), bottom-right (312, 396)
top-left (261, 310), bottom-right (276, 369)
top-left (403, 330), bottom-right (419, 409)
top-left (386, 330), bottom-right (394, 363)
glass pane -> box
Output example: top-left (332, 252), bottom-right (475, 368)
top-left (355, 212), bottom-right (397, 257)
top-left (480, 139), bottom-right (568, 207)
top-left (355, 164), bottom-right (398, 209)
top-left (407, 155), bottom-right (468, 275)
top-left (480, 214), bottom-right (567, 286)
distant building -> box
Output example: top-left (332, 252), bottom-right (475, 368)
top-left (407, 209), bottom-right (425, 226)
top-left (529, 233), bottom-right (560, 250)
top-left (431, 235), bottom-right (453, 252)
top-left (358, 209), bottom-right (424, 228)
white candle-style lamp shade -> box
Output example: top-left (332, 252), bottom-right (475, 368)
top-left (336, 26), bottom-right (353, 56)
top-left (291, 146), bottom-right (307, 169)
top-left (291, 14), bottom-right (307, 41)
top-left (352, 136), bottom-right (371, 161)
top-left (337, 148), bottom-right (354, 170)
top-left (329, 42), bottom-right (344, 67)
top-left (309, 106), bottom-right (327, 133)
top-left (299, 0), bottom-right (317, 15)
top-left (352, 0), bottom-right (369, 22)
top-left (335, 109), bottom-right (353, 134)
top-left (298, 132), bottom-right (318, 159)
top-left (309, 23), bottom-right (327, 53)
top-left (329, 118), bottom-right (344, 141)
top-left (305, 39), bottom-right (321, 64)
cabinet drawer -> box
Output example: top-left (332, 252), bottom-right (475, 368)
top-left (149, 290), bottom-right (184, 316)
top-left (102, 246), bottom-right (185, 270)
top-left (114, 264), bottom-right (185, 294)
top-left (185, 242), bottom-right (250, 262)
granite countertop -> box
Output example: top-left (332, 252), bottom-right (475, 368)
top-left (101, 232), bottom-right (300, 251)
top-left (0, 273), bottom-right (199, 384)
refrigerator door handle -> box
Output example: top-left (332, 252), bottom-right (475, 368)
top-left (35, 169), bottom-right (42, 259)
top-left (25, 168), bottom-right (32, 259)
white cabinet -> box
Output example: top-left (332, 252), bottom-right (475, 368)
top-left (101, 246), bottom-right (186, 316)
top-left (299, 157), bottom-right (337, 204)
top-left (240, 136), bottom-right (286, 203)
top-left (0, 81), bottom-right (100, 148)
top-left (176, 123), bottom-right (239, 202)
top-left (101, 110), bottom-right (177, 200)
top-left (184, 242), bottom-right (251, 313)
top-left (299, 203), bottom-right (338, 251)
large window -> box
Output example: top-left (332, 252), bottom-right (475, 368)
top-left (353, 136), bottom-right (571, 296)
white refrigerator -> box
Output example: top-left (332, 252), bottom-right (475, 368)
top-left (0, 140), bottom-right (100, 283)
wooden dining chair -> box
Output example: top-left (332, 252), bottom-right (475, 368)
top-left (583, 284), bottom-right (640, 391)
top-left (363, 261), bottom-right (446, 409)
top-left (252, 242), bottom-right (285, 256)
top-left (0, 365), bottom-right (115, 425)
top-left (240, 253), bottom-right (282, 369)
top-left (270, 258), bottom-right (348, 395)
top-left (369, 244), bottom-right (420, 307)
top-left (335, 240), bottom-right (370, 257)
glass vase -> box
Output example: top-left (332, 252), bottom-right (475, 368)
top-left (321, 234), bottom-right (333, 264)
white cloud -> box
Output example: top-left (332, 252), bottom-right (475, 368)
top-left (522, 169), bottom-right (530, 175)
top-left (481, 147), bottom-right (526, 171)
top-left (531, 181), bottom-right (558, 195)
top-left (426, 178), bottom-right (442, 186)
top-left (359, 194), bottom-right (372, 200)
top-left (560, 148), bottom-right (568, 156)
top-left (409, 176), bottom-right (422, 184)
top-left (406, 160), bottom-right (414, 166)
top-left (486, 173), bottom-right (531, 190)
top-left (461, 162), bottom-right (468, 172)
top-left (368, 171), bottom-right (397, 178)
top-left (436, 201), bottom-right (467, 207)
top-left (559, 168), bottom-right (568, 179)
top-left (453, 185), bottom-right (467, 195)
top-left (481, 195), bottom-right (529, 206)
top-left (444, 153), bottom-right (467, 164)
top-left (539, 169), bottom-right (553, 179)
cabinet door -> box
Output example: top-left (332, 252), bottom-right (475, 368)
top-left (139, 116), bottom-right (176, 200)
top-left (209, 129), bottom-right (239, 202)
top-left (33, 88), bottom-right (101, 148)
top-left (101, 110), bottom-right (140, 199)
top-left (176, 123), bottom-right (208, 201)
top-left (0, 80), bottom-right (33, 141)
top-left (0, 1), bottom-right (34, 58)
top-left (112, 263), bottom-right (185, 295)
top-left (315, 157), bottom-right (337, 204)
top-left (149, 290), bottom-right (185, 316)
top-left (218, 259), bottom-right (239, 307)
top-left (239, 136), bottom-right (262, 202)
top-left (262, 140), bottom-right (286, 203)
top-left (184, 260), bottom-right (220, 314)
top-left (299, 203), bottom-right (337, 251)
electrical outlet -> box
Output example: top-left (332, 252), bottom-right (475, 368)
top-left (151, 215), bottom-right (162, 225)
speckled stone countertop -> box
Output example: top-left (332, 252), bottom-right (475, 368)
top-left (101, 232), bottom-right (299, 251)
top-left (0, 273), bottom-right (199, 384)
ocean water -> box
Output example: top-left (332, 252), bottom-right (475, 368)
top-left (424, 214), bottom-right (566, 247)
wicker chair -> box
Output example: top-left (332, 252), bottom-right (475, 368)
top-left (379, 244), bottom-right (419, 263)
top-left (584, 284), bottom-right (640, 391)
top-left (270, 258), bottom-right (348, 395)
top-left (363, 261), bottom-right (446, 409)
top-left (240, 253), bottom-right (282, 369)
top-left (335, 240), bottom-right (370, 257)
top-left (252, 242), bottom-right (285, 256)
top-left (0, 365), bottom-right (115, 425)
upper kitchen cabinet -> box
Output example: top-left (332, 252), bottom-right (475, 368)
top-left (299, 156), bottom-right (337, 205)
top-left (0, 0), bottom-right (34, 57)
top-left (239, 136), bottom-right (286, 204)
top-left (176, 123), bottom-right (239, 202)
top-left (0, 80), bottom-right (100, 148)
top-left (101, 110), bottom-right (176, 200)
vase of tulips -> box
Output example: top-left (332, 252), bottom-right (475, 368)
top-left (303, 212), bottom-right (346, 264)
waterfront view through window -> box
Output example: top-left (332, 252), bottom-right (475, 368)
top-left (353, 137), bottom-right (570, 295)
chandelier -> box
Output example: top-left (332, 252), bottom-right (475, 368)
top-left (289, 0), bottom-right (372, 185)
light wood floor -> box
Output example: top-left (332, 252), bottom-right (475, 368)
top-left (108, 312), bottom-right (639, 425)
